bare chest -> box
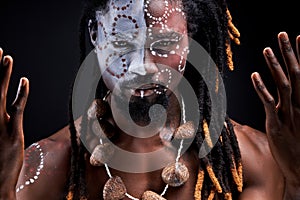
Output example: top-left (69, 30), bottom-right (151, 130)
top-left (85, 151), bottom-right (199, 200)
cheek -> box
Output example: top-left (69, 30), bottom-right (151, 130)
top-left (152, 38), bottom-right (189, 90)
top-left (106, 56), bottom-right (129, 79)
top-left (101, 70), bottom-right (117, 92)
top-left (97, 46), bottom-right (130, 80)
top-left (95, 49), bottom-right (129, 93)
top-left (153, 38), bottom-right (189, 73)
top-left (155, 55), bottom-right (182, 72)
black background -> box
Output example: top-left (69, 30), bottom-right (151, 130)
top-left (0, 0), bottom-right (298, 148)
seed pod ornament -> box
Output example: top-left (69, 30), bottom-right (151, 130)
top-left (103, 176), bottom-right (127, 200)
top-left (161, 162), bottom-right (190, 187)
top-left (174, 121), bottom-right (195, 139)
top-left (142, 191), bottom-right (167, 200)
top-left (90, 143), bottom-right (115, 166)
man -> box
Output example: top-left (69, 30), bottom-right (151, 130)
top-left (0, 0), bottom-right (299, 200)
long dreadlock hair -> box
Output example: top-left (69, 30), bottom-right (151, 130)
top-left (66, 0), bottom-right (242, 199)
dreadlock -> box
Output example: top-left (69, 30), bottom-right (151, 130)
top-left (181, 1), bottom-right (242, 199)
top-left (66, 0), bottom-right (243, 199)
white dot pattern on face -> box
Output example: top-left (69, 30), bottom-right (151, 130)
top-left (144, 0), bottom-right (186, 30)
top-left (178, 46), bottom-right (190, 72)
top-left (145, 0), bottom-right (189, 73)
top-left (96, 0), bottom-right (189, 81)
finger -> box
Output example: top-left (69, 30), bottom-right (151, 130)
top-left (278, 32), bottom-right (298, 78)
top-left (0, 48), bottom-right (5, 123)
top-left (251, 72), bottom-right (279, 130)
top-left (296, 35), bottom-right (300, 62)
top-left (0, 55), bottom-right (13, 113)
top-left (278, 32), bottom-right (300, 106)
top-left (10, 77), bottom-right (29, 132)
top-left (0, 48), bottom-right (3, 63)
top-left (263, 47), bottom-right (291, 114)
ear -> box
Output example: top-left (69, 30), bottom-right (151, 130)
top-left (88, 19), bottom-right (98, 47)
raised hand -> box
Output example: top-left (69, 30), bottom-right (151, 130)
top-left (0, 48), bottom-right (29, 199)
top-left (251, 32), bottom-right (300, 199)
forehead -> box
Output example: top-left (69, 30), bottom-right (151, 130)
top-left (97, 0), bottom-right (187, 33)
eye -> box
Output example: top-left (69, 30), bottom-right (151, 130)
top-left (112, 41), bottom-right (131, 48)
top-left (151, 39), bottom-right (179, 55)
top-left (157, 41), bottom-right (174, 47)
top-left (157, 40), bottom-right (178, 47)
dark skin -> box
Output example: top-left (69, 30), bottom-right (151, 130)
top-left (251, 32), bottom-right (300, 199)
top-left (0, 30), bottom-right (299, 200)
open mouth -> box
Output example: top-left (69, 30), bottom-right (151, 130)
top-left (129, 84), bottom-right (166, 98)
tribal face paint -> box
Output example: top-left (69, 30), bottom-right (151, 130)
top-left (93, 0), bottom-right (189, 99)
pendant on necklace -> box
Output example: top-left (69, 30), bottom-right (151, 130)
top-left (90, 143), bottom-right (115, 166)
top-left (173, 121), bottom-right (195, 139)
top-left (103, 176), bottom-right (127, 200)
top-left (142, 190), bottom-right (167, 200)
top-left (161, 162), bottom-right (189, 187)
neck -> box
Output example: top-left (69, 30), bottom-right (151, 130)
top-left (108, 90), bottom-right (181, 153)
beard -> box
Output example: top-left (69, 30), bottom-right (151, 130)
top-left (114, 91), bottom-right (170, 127)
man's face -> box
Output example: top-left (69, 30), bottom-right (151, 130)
top-left (93, 0), bottom-right (189, 101)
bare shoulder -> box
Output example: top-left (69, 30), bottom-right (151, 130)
top-left (16, 125), bottom-right (72, 200)
top-left (230, 119), bottom-right (285, 200)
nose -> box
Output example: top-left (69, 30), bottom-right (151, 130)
top-left (144, 50), bottom-right (158, 74)
top-left (128, 49), bottom-right (158, 75)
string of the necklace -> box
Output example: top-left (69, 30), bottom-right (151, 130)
top-left (176, 98), bottom-right (185, 166)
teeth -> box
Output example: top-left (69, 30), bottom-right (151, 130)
top-left (140, 90), bottom-right (144, 99)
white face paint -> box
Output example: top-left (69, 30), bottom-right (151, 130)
top-left (93, 0), bottom-right (189, 99)
top-left (95, 0), bottom-right (146, 87)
